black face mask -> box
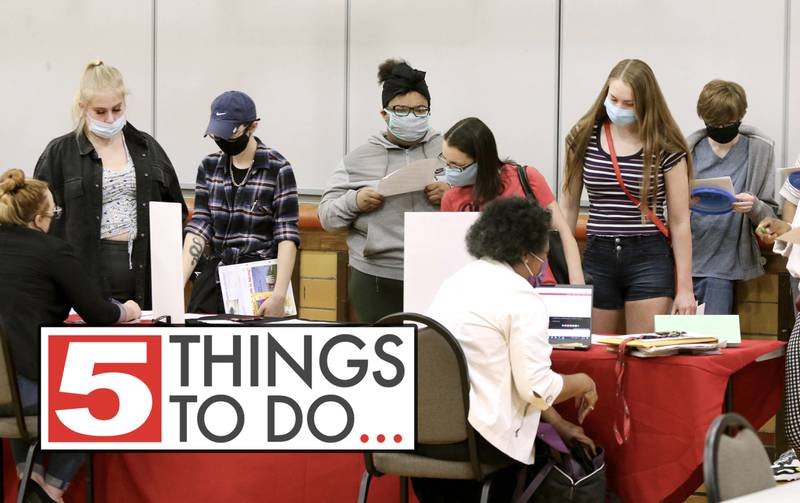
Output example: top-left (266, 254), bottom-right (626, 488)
top-left (706, 122), bottom-right (741, 144)
top-left (214, 131), bottom-right (250, 156)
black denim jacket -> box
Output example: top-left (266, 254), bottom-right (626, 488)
top-left (34, 122), bottom-right (187, 309)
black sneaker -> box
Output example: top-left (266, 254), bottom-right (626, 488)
top-left (772, 448), bottom-right (800, 481)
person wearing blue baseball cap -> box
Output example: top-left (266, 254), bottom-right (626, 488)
top-left (181, 90), bottom-right (300, 315)
top-left (686, 80), bottom-right (777, 316)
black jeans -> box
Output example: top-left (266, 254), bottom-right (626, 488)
top-left (348, 268), bottom-right (403, 323)
top-left (100, 239), bottom-right (136, 302)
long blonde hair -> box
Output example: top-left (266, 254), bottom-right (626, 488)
top-left (71, 60), bottom-right (127, 134)
top-left (564, 59), bottom-right (692, 215)
top-left (0, 169), bottom-right (49, 226)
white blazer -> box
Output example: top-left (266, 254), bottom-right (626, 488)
top-left (427, 258), bottom-right (564, 464)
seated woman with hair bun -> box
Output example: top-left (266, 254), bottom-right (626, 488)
top-left (413, 197), bottom-right (598, 502)
top-left (0, 168), bottom-right (141, 502)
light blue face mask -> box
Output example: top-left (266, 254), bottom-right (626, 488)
top-left (604, 96), bottom-right (637, 127)
top-left (384, 110), bottom-right (430, 142)
top-left (445, 163), bottom-right (478, 186)
top-left (88, 114), bottom-right (127, 139)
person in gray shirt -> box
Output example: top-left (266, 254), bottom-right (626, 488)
top-left (686, 80), bottom-right (777, 314)
top-left (318, 59), bottom-right (448, 322)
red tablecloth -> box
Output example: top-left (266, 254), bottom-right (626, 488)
top-left (551, 339), bottom-right (786, 503)
top-left (3, 340), bottom-right (784, 503)
top-left (3, 450), bottom-right (407, 503)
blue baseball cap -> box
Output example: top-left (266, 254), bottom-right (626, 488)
top-left (205, 90), bottom-right (258, 139)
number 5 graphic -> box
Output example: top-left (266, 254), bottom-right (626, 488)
top-left (56, 342), bottom-right (153, 437)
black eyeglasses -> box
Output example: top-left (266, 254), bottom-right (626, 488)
top-left (437, 153), bottom-right (473, 171)
top-left (386, 105), bottom-right (430, 117)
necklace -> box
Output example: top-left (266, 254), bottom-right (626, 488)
top-left (230, 157), bottom-right (254, 188)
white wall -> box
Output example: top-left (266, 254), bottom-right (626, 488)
top-left (349, 0), bottom-right (559, 191)
top-left (3, 0), bottom-right (798, 197)
top-left (559, 0), bottom-right (787, 195)
top-left (0, 0), bottom-right (153, 174)
top-left (155, 0), bottom-right (346, 193)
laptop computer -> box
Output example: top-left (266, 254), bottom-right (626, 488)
top-left (533, 285), bottom-right (593, 350)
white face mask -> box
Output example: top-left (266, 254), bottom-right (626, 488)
top-left (88, 114), bottom-right (126, 139)
top-left (384, 110), bottom-right (429, 142)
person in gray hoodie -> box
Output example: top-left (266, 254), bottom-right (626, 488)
top-left (686, 79), bottom-right (777, 314)
top-left (318, 59), bottom-right (447, 323)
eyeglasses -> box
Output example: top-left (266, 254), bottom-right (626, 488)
top-left (47, 206), bottom-right (63, 220)
top-left (437, 153), bottom-right (473, 171)
top-left (386, 105), bottom-right (430, 117)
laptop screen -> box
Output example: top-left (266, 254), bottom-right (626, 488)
top-left (533, 285), bottom-right (593, 348)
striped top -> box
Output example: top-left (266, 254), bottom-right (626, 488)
top-left (583, 122), bottom-right (686, 236)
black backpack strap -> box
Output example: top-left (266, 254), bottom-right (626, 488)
top-left (514, 459), bottom-right (554, 503)
top-left (515, 163), bottom-right (538, 204)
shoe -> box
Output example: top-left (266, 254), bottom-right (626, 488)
top-left (772, 448), bottom-right (800, 481)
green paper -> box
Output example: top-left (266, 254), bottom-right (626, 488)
top-left (653, 315), bottom-right (741, 345)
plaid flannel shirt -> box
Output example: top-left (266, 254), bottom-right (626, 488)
top-left (185, 138), bottom-right (300, 264)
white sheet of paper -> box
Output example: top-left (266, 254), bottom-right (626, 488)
top-left (691, 176), bottom-right (735, 195)
top-left (377, 158), bottom-right (439, 196)
top-left (777, 226), bottom-right (800, 244)
top-left (780, 165), bottom-right (800, 177)
top-left (149, 202), bottom-right (185, 323)
top-left (404, 212), bottom-right (479, 313)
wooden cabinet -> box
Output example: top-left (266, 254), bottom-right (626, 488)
top-left (295, 250), bottom-right (349, 321)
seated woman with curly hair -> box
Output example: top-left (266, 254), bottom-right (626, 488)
top-left (413, 197), bottom-right (599, 502)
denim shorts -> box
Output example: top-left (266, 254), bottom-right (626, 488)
top-left (583, 234), bottom-right (675, 310)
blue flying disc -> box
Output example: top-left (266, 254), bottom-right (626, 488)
top-left (789, 171), bottom-right (800, 189)
top-left (690, 187), bottom-right (736, 215)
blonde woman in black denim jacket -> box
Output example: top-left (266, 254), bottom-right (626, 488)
top-left (34, 61), bottom-right (186, 309)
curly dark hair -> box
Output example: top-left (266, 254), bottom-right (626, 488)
top-left (466, 197), bottom-right (551, 264)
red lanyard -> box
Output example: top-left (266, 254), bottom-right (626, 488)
top-left (603, 121), bottom-right (670, 239)
top-left (613, 336), bottom-right (640, 445)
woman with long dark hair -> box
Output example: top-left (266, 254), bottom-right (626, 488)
top-left (440, 117), bottom-right (584, 285)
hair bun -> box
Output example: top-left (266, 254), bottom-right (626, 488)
top-left (377, 58), bottom-right (406, 84)
top-left (0, 169), bottom-right (25, 195)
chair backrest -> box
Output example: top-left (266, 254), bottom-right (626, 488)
top-left (376, 313), bottom-right (471, 444)
top-left (415, 325), bottom-right (468, 444)
top-left (704, 412), bottom-right (776, 502)
top-left (374, 312), bottom-right (486, 476)
top-left (0, 323), bottom-right (32, 440)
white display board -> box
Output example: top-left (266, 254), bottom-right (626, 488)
top-left (1, 0), bottom-right (153, 176)
top-left (558, 0), bottom-right (787, 195)
top-left (348, 0), bottom-right (560, 191)
top-left (404, 212), bottom-right (479, 314)
top-left (154, 0), bottom-right (346, 193)
top-left (149, 202), bottom-right (185, 324)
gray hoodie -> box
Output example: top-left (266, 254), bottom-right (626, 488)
top-left (318, 130), bottom-right (443, 280)
top-left (686, 124), bottom-right (778, 280)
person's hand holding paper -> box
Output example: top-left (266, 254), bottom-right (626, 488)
top-left (376, 158), bottom-right (439, 197)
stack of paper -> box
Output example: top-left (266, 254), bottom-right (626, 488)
top-left (596, 333), bottom-right (722, 357)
